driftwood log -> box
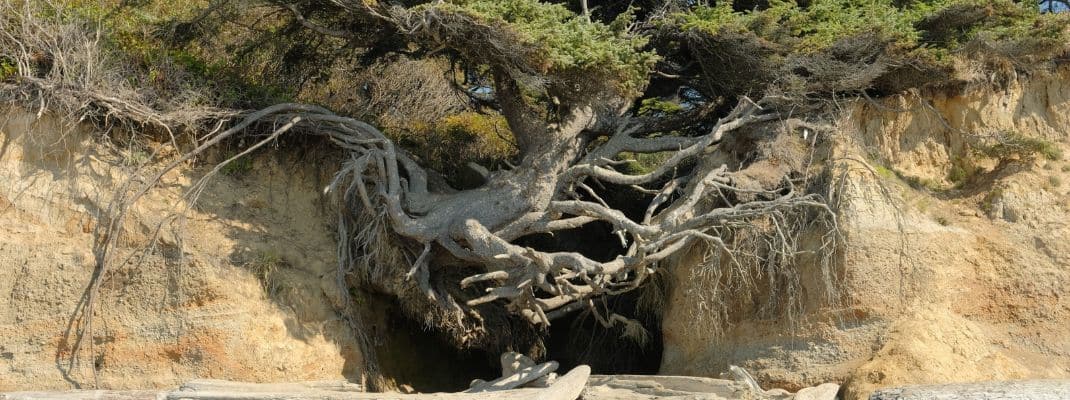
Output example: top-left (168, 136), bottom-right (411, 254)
top-left (0, 366), bottom-right (592, 400)
top-left (465, 362), bottom-right (559, 393)
top-left (869, 380), bottom-right (1070, 400)
top-left (583, 375), bottom-right (752, 400)
top-left (178, 380), bottom-right (363, 393)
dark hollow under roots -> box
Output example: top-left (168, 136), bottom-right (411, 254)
top-left (362, 288), bottom-right (665, 392)
top-left (358, 183), bottom-right (668, 390)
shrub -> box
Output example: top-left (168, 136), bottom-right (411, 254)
top-left (221, 154), bottom-right (254, 177)
top-left (431, 0), bottom-right (658, 95)
top-left (668, 0), bottom-right (1070, 99)
top-left (398, 112), bottom-right (517, 177)
top-left (981, 187), bottom-right (1005, 214)
top-left (0, 57), bottom-right (16, 81)
top-left (973, 132), bottom-right (1063, 162)
top-left (638, 98), bottom-right (684, 115)
top-left (947, 158), bottom-right (984, 188)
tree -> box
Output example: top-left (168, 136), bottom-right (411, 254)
top-left (34, 0), bottom-right (1065, 385)
top-left (214, 0), bottom-right (842, 342)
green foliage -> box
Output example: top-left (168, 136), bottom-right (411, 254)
top-left (0, 57), bottom-right (16, 81)
top-left (676, 0), bottom-right (1067, 53)
top-left (221, 154), bottom-right (254, 177)
top-left (873, 164), bottom-right (897, 180)
top-left (783, 0), bottom-right (915, 50)
top-left (674, 0), bottom-right (919, 50)
top-left (57, 0), bottom-right (294, 108)
top-left (670, 0), bottom-right (1070, 97)
top-left (244, 249), bottom-right (286, 295)
top-left (980, 187), bottom-right (1004, 214)
top-left (618, 151), bottom-right (672, 175)
top-left (872, 162), bottom-right (942, 191)
top-left (638, 98), bottom-right (684, 115)
top-left (399, 112), bottom-right (517, 176)
top-left (973, 132), bottom-right (1063, 162)
top-left (434, 0), bottom-right (658, 94)
top-left (947, 158), bottom-right (983, 188)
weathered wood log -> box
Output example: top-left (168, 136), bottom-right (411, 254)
top-left (500, 352), bottom-right (535, 377)
top-left (869, 380), bottom-right (1070, 400)
top-left (0, 387), bottom-right (553, 400)
top-left (533, 366), bottom-right (588, 400)
top-left (464, 362), bottom-right (558, 393)
top-left (0, 391), bottom-right (165, 400)
top-left (495, 352), bottom-right (554, 389)
top-left (179, 380), bottom-right (362, 393)
top-left (584, 375), bottom-right (751, 399)
top-left (1, 368), bottom-right (592, 400)
top-left (165, 389), bottom-right (547, 400)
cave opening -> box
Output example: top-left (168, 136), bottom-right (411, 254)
top-left (369, 288), bottom-right (665, 392)
top-left (368, 182), bottom-right (670, 391)
top-left (544, 289), bottom-right (665, 375)
top-left (364, 293), bottom-right (499, 393)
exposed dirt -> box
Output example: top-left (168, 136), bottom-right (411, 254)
top-left (660, 67), bottom-right (1070, 399)
top-left (0, 108), bottom-right (362, 390)
top-left (3, 67), bottom-right (1070, 399)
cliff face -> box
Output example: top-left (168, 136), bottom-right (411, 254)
top-left (0, 109), bottom-right (362, 390)
top-left (660, 67), bottom-right (1070, 399)
top-left (3, 67), bottom-right (1069, 398)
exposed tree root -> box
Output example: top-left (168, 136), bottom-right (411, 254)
top-left (3, 1), bottom-right (845, 388)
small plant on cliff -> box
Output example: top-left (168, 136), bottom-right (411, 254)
top-left (1048, 175), bottom-right (1063, 188)
top-left (981, 187), bottom-right (1006, 215)
top-left (243, 249), bottom-right (287, 296)
top-left (948, 158), bottom-right (984, 189)
top-left (220, 154), bottom-right (254, 177)
top-left (973, 131), bottom-right (1063, 163)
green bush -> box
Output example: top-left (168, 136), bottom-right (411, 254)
top-left (0, 57), bottom-right (16, 81)
top-left (397, 112), bottom-right (517, 177)
top-left (55, 0), bottom-right (294, 108)
top-left (980, 187), bottom-right (1005, 214)
top-left (638, 98), bottom-right (684, 115)
top-left (431, 0), bottom-right (657, 94)
top-left (669, 0), bottom-right (1070, 97)
top-left (676, 0), bottom-right (1067, 54)
top-left (618, 151), bottom-right (672, 175)
top-left (947, 158), bottom-right (984, 188)
top-left (221, 155), bottom-right (254, 177)
top-left (974, 132), bottom-right (1063, 162)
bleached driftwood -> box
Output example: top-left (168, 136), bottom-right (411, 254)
top-left (0, 388), bottom-right (549, 400)
top-left (0, 391), bottom-right (166, 400)
top-left (532, 366), bottom-right (588, 400)
top-left (584, 375), bottom-right (752, 400)
top-left (465, 362), bottom-right (559, 393)
top-left (178, 380), bottom-right (362, 393)
top-left (477, 352), bottom-right (556, 390)
top-left (869, 380), bottom-right (1070, 400)
top-left (0, 366), bottom-right (593, 400)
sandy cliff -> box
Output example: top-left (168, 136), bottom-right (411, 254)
top-left (2, 67), bottom-right (1069, 399)
top-left (660, 67), bottom-right (1070, 399)
top-left (0, 109), bottom-right (362, 390)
